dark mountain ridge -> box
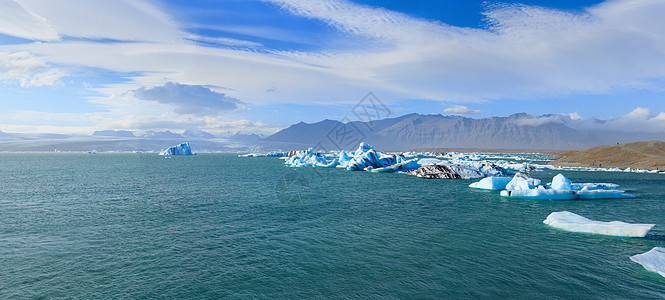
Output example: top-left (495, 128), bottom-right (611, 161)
top-left (264, 113), bottom-right (662, 151)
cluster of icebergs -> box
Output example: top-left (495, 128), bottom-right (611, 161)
top-left (469, 173), bottom-right (634, 200)
top-left (543, 211), bottom-right (663, 279)
top-left (243, 142), bottom-right (663, 279)
top-left (282, 142), bottom-right (512, 179)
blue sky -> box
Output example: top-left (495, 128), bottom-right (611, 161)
top-left (1, 0), bottom-right (665, 136)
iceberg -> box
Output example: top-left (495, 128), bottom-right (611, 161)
top-left (630, 247), bottom-right (665, 278)
top-left (346, 143), bottom-right (398, 171)
top-left (543, 211), bottom-right (654, 237)
top-left (469, 177), bottom-right (513, 190)
top-left (407, 165), bottom-right (467, 179)
top-left (370, 159), bottom-right (421, 173)
top-left (284, 148), bottom-right (338, 168)
top-left (499, 173), bottom-right (634, 200)
top-left (505, 172), bottom-right (542, 191)
top-left (159, 142), bottom-right (195, 155)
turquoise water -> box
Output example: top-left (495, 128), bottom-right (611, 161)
top-left (0, 153), bottom-right (663, 298)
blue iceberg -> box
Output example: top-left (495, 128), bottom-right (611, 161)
top-left (159, 142), bottom-right (195, 155)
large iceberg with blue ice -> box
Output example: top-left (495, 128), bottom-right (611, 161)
top-left (159, 142), bottom-right (195, 155)
top-left (543, 211), bottom-right (654, 237)
top-left (489, 173), bottom-right (633, 200)
top-left (630, 247), bottom-right (665, 278)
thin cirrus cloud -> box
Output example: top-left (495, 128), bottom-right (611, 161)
top-left (133, 82), bottom-right (244, 115)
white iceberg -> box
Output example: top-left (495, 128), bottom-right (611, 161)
top-left (159, 142), bottom-right (195, 155)
top-left (505, 172), bottom-right (542, 191)
top-left (630, 247), bottom-right (665, 278)
top-left (499, 173), bottom-right (633, 200)
top-left (543, 211), bottom-right (654, 237)
top-left (469, 177), bottom-right (514, 190)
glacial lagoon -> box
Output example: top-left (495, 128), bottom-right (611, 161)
top-left (0, 152), bottom-right (663, 298)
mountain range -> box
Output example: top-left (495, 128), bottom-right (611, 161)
top-left (264, 113), bottom-right (665, 151)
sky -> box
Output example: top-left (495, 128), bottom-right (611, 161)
top-left (1, 0), bottom-right (665, 136)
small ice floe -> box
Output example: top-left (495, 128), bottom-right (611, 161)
top-left (543, 211), bottom-right (654, 237)
top-left (159, 142), bottom-right (195, 155)
top-left (493, 173), bottom-right (633, 200)
top-left (468, 176), bottom-right (513, 190)
top-left (630, 247), bottom-right (665, 278)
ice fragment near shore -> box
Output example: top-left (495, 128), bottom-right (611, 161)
top-left (544, 211), bottom-right (654, 237)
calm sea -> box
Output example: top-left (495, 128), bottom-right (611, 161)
top-left (0, 153), bottom-right (663, 298)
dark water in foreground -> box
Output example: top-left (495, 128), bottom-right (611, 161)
top-left (0, 153), bottom-right (663, 298)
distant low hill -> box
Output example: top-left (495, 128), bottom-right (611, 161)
top-left (264, 113), bottom-right (665, 151)
top-left (549, 141), bottom-right (665, 170)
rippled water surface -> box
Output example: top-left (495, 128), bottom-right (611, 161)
top-left (0, 153), bottom-right (663, 298)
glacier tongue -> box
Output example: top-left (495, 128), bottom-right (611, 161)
top-left (543, 211), bottom-right (654, 237)
top-left (159, 142), bottom-right (195, 155)
top-left (631, 247), bottom-right (665, 278)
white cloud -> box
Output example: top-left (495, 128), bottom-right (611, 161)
top-left (0, 0), bottom-right (58, 41)
top-left (567, 112), bottom-right (582, 120)
top-left (13, 0), bottom-right (181, 42)
top-left (3, 0), bottom-right (665, 134)
top-left (514, 107), bottom-right (665, 133)
top-left (443, 105), bottom-right (481, 115)
top-left (0, 51), bottom-right (66, 87)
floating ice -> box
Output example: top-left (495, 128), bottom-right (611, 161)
top-left (284, 148), bottom-right (338, 168)
top-left (159, 142), bottom-right (195, 155)
top-left (469, 177), bottom-right (513, 190)
top-left (543, 211), bottom-right (654, 237)
top-left (498, 173), bottom-right (633, 200)
top-left (550, 173), bottom-right (572, 190)
top-left (408, 165), bottom-right (473, 179)
top-left (505, 172), bottom-right (542, 191)
top-left (631, 247), bottom-right (665, 278)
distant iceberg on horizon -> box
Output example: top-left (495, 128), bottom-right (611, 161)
top-left (159, 142), bottom-right (195, 155)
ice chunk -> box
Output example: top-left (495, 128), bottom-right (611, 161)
top-left (159, 142), bottom-right (195, 155)
top-left (501, 189), bottom-right (577, 200)
top-left (577, 187), bottom-right (635, 199)
top-left (550, 173), bottom-right (572, 191)
top-left (371, 159), bottom-right (421, 173)
top-left (505, 172), bottom-right (542, 191)
top-left (631, 247), bottom-right (665, 278)
top-left (284, 148), bottom-right (338, 168)
top-left (469, 177), bottom-right (513, 190)
top-left (406, 164), bottom-right (485, 179)
top-left (544, 211), bottom-right (654, 237)
top-left (346, 143), bottom-right (398, 171)
top-left (417, 158), bottom-right (444, 166)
